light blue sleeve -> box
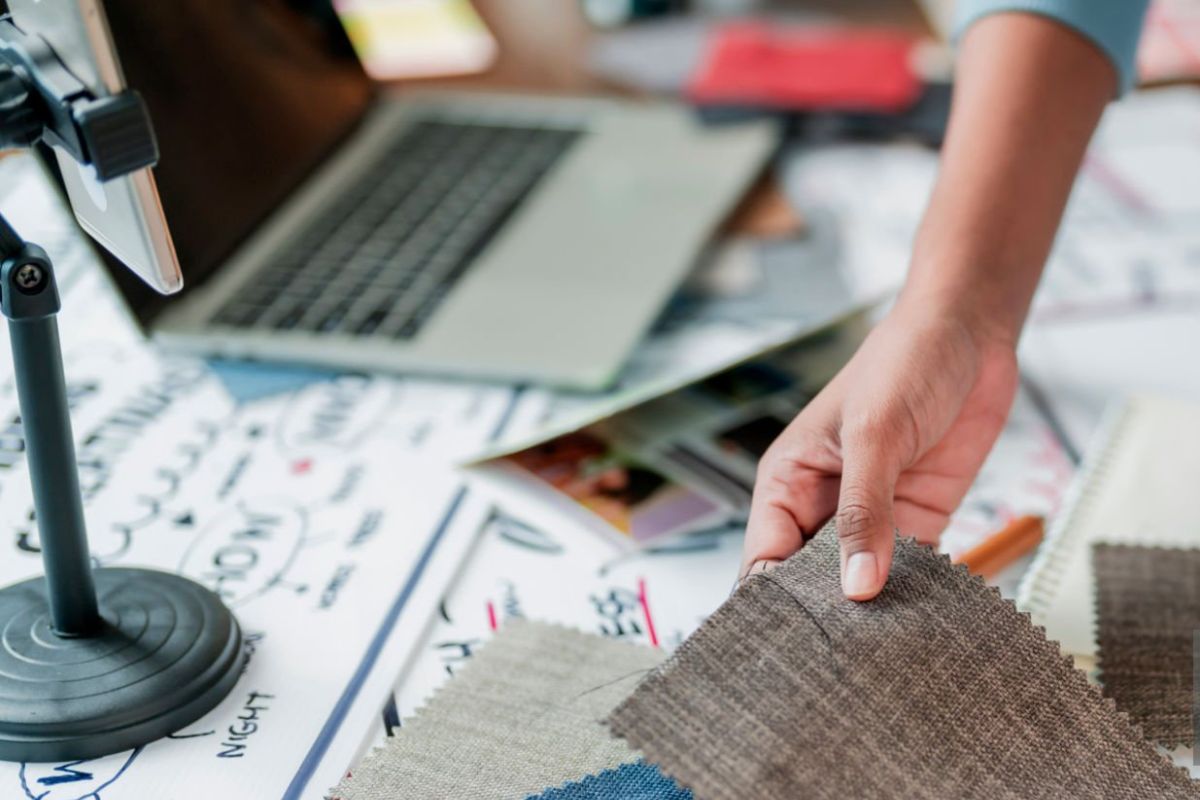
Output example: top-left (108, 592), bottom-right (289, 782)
top-left (953, 0), bottom-right (1152, 95)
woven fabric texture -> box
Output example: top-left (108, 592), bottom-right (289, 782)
top-left (333, 619), bottom-right (663, 800)
top-left (531, 761), bottom-right (692, 800)
top-left (609, 527), bottom-right (1199, 800)
top-left (1094, 543), bottom-right (1200, 747)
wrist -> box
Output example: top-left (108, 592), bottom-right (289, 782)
top-left (893, 276), bottom-right (1021, 354)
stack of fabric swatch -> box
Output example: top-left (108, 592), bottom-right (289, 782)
top-left (331, 620), bottom-right (688, 799)
top-left (334, 527), bottom-right (1200, 799)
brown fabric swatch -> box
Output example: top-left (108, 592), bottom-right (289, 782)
top-left (609, 527), bottom-right (1198, 800)
top-left (1094, 543), bottom-right (1200, 748)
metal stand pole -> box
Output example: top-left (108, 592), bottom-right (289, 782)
top-left (1, 228), bottom-right (101, 636)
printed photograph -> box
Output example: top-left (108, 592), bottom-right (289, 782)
top-left (505, 431), bottom-right (725, 544)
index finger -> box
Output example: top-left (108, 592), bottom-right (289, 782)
top-left (740, 460), bottom-right (838, 580)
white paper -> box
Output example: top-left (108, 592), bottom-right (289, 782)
top-left (781, 88), bottom-right (1200, 328)
top-left (0, 158), bottom-right (515, 800)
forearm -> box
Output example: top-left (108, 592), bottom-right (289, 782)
top-left (900, 13), bottom-right (1116, 345)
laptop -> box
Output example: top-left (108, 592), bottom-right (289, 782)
top-left (22, 0), bottom-right (775, 390)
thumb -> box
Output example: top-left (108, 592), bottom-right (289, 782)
top-left (835, 426), bottom-right (901, 601)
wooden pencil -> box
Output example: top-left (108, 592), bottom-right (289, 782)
top-left (954, 515), bottom-right (1045, 579)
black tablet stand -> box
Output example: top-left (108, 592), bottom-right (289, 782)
top-left (0, 16), bottom-right (243, 761)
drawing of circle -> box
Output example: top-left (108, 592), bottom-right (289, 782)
top-left (178, 499), bottom-right (307, 608)
top-left (0, 567), bottom-right (245, 762)
top-left (275, 376), bottom-right (400, 454)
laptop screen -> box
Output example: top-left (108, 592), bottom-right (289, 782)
top-left (97, 0), bottom-right (374, 323)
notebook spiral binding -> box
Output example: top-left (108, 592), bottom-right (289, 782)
top-left (1015, 397), bottom-right (1136, 616)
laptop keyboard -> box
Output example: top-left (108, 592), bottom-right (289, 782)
top-left (210, 120), bottom-right (581, 339)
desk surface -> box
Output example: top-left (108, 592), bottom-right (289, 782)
top-left (397, 0), bottom-right (934, 238)
top-left (450, 0), bottom-right (932, 95)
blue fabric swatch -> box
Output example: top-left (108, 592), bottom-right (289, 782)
top-left (529, 761), bottom-right (692, 800)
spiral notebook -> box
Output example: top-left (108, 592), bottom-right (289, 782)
top-left (1016, 393), bottom-right (1200, 656)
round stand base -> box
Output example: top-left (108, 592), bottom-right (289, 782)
top-left (0, 567), bottom-right (244, 762)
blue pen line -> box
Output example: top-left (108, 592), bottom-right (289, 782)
top-left (488, 386), bottom-right (524, 443)
top-left (283, 485), bottom-right (469, 800)
top-left (285, 384), bottom-right (520, 797)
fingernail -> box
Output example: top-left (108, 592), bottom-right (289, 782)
top-left (843, 552), bottom-right (878, 599)
top-left (751, 559), bottom-right (780, 576)
top-left (734, 559), bottom-right (779, 593)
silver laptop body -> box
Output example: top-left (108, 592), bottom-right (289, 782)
top-left (44, 1), bottom-right (776, 390)
top-left (155, 93), bottom-right (774, 389)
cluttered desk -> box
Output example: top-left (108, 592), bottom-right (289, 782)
top-left (1, 0), bottom-right (1200, 798)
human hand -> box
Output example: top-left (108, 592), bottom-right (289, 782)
top-left (740, 298), bottom-right (1019, 599)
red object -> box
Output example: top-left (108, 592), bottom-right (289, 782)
top-left (486, 600), bottom-right (498, 631)
top-left (637, 577), bottom-right (659, 648)
top-left (688, 22), bottom-right (922, 113)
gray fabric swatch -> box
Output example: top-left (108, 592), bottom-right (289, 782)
top-left (609, 527), bottom-right (1198, 800)
top-left (334, 619), bottom-right (664, 800)
top-left (1094, 543), bottom-right (1200, 747)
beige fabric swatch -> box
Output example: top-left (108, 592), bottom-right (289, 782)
top-left (1094, 543), bottom-right (1200, 747)
top-left (333, 619), bottom-right (664, 800)
top-left (609, 528), bottom-right (1199, 800)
